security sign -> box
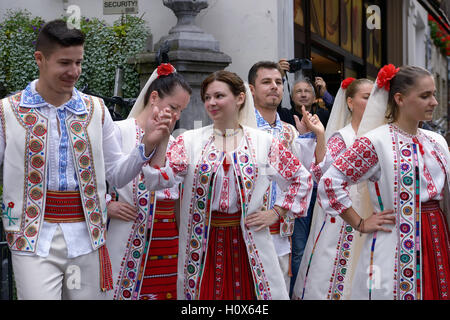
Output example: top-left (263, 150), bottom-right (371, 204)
top-left (103, 0), bottom-right (139, 15)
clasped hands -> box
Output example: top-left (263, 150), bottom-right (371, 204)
top-left (143, 106), bottom-right (178, 157)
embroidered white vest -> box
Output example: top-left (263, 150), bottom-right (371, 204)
top-left (0, 92), bottom-right (108, 253)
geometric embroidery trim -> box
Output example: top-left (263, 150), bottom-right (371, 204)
top-left (333, 137), bottom-right (379, 183)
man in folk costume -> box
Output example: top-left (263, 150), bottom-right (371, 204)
top-left (0, 20), bottom-right (171, 299)
top-left (106, 64), bottom-right (191, 300)
top-left (318, 65), bottom-right (450, 300)
top-left (142, 70), bottom-right (314, 300)
top-left (247, 61), bottom-right (326, 294)
top-left (292, 78), bottom-right (374, 300)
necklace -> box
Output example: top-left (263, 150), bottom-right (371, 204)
top-left (213, 127), bottom-right (241, 137)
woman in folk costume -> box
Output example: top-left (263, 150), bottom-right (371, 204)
top-left (144, 70), bottom-right (313, 300)
top-left (292, 78), bottom-right (373, 300)
top-left (318, 64), bottom-right (450, 300)
top-left (106, 63), bottom-right (192, 300)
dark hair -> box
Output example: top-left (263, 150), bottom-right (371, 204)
top-left (201, 70), bottom-right (246, 109)
top-left (248, 61), bottom-right (283, 86)
top-left (36, 19), bottom-right (85, 57)
top-left (386, 65), bottom-right (432, 122)
top-left (143, 72), bottom-right (192, 106)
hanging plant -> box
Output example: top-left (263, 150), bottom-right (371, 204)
top-left (428, 14), bottom-right (450, 56)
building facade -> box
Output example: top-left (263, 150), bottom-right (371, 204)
top-left (0, 0), bottom-right (448, 134)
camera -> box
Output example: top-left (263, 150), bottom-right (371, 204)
top-left (287, 58), bottom-right (312, 73)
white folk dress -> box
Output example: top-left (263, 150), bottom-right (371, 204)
top-left (318, 124), bottom-right (450, 300)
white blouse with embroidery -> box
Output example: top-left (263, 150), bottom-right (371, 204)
top-left (319, 126), bottom-right (446, 217)
top-left (146, 132), bottom-right (313, 219)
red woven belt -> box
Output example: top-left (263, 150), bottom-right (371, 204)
top-left (421, 200), bottom-right (440, 213)
top-left (210, 211), bottom-right (241, 227)
top-left (44, 191), bottom-right (85, 223)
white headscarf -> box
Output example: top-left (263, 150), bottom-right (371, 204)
top-left (238, 82), bottom-right (258, 129)
top-left (324, 79), bottom-right (352, 142)
top-left (356, 64), bottom-right (399, 137)
top-left (127, 65), bottom-right (177, 119)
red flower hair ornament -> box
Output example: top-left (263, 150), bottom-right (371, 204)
top-left (157, 63), bottom-right (175, 78)
top-left (376, 64), bottom-right (400, 91)
top-left (341, 77), bottom-right (356, 90)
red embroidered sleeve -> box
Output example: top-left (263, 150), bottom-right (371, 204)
top-left (328, 135), bottom-right (347, 160)
top-left (167, 135), bottom-right (188, 175)
top-left (270, 138), bottom-right (313, 217)
top-left (332, 137), bottom-right (378, 183)
top-left (323, 177), bottom-right (348, 215)
top-left (268, 138), bottom-right (302, 180)
top-left (310, 134), bottom-right (347, 181)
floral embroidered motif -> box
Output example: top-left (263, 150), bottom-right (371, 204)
top-left (114, 122), bottom-right (156, 300)
top-left (2, 202), bottom-right (18, 226)
top-left (328, 222), bottom-right (354, 300)
top-left (66, 96), bottom-right (106, 249)
top-left (168, 135), bottom-right (188, 175)
top-left (268, 139), bottom-right (302, 181)
top-left (328, 135), bottom-right (347, 160)
top-left (4, 92), bottom-right (49, 252)
top-left (333, 137), bottom-right (378, 183)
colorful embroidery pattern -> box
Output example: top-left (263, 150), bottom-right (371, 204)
top-left (328, 135), bottom-right (347, 160)
top-left (323, 178), bottom-right (348, 215)
top-left (183, 131), bottom-right (274, 300)
top-left (333, 137), bottom-right (378, 183)
top-left (66, 96), bottom-right (105, 249)
top-left (395, 127), bottom-right (420, 300)
top-left (113, 123), bottom-right (156, 300)
top-left (232, 135), bottom-right (272, 300)
top-left (5, 92), bottom-right (49, 252)
top-left (329, 223), bottom-right (354, 300)
top-left (184, 137), bottom-right (222, 300)
top-left (168, 135), bottom-right (188, 175)
top-left (268, 139), bottom-right (302, 182)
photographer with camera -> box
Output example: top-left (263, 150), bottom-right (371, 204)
top-left (277, 58), bottom-right (335, 128)
top-left (277, 58), bottom-right (335, 297)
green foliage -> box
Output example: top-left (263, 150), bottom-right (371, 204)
top-left (77, 15), bottom-right (150, 98)
top-left (0, 9), bottom-right (150, 99)
top-left (0, 10), bottom-right (43, 97)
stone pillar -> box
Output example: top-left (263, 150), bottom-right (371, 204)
top-left (129, 0), bottom-right (231, 130)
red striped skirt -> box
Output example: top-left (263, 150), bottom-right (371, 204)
top-left (139, 200), bottom-right (179, 300)
top-left (421, 200), bottom-right (450, 300)
top-left (199, 211), bottom-right (256, 300)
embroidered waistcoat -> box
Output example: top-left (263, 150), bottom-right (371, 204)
top-left (0, 92), bottom-right (108, 253)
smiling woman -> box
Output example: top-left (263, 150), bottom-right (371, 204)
top-left (138, 70), bottom-right (314, 300)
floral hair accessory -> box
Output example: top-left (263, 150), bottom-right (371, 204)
top-left (157, 63), bottom-right (175, 78)
top-left (376, 64), bottom-right (400, 91)
top-left (341, 77), bottom-right (356, 89)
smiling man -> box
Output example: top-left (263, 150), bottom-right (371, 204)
top-left (248, 61), bottom-right (325, 296)
top-left (0, 19), bottom-right (172, 300)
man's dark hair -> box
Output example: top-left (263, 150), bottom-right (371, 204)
top-left (35, 19), bottom-right (85, 57)
top-left (248, 61), bottom-right (283, 86)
